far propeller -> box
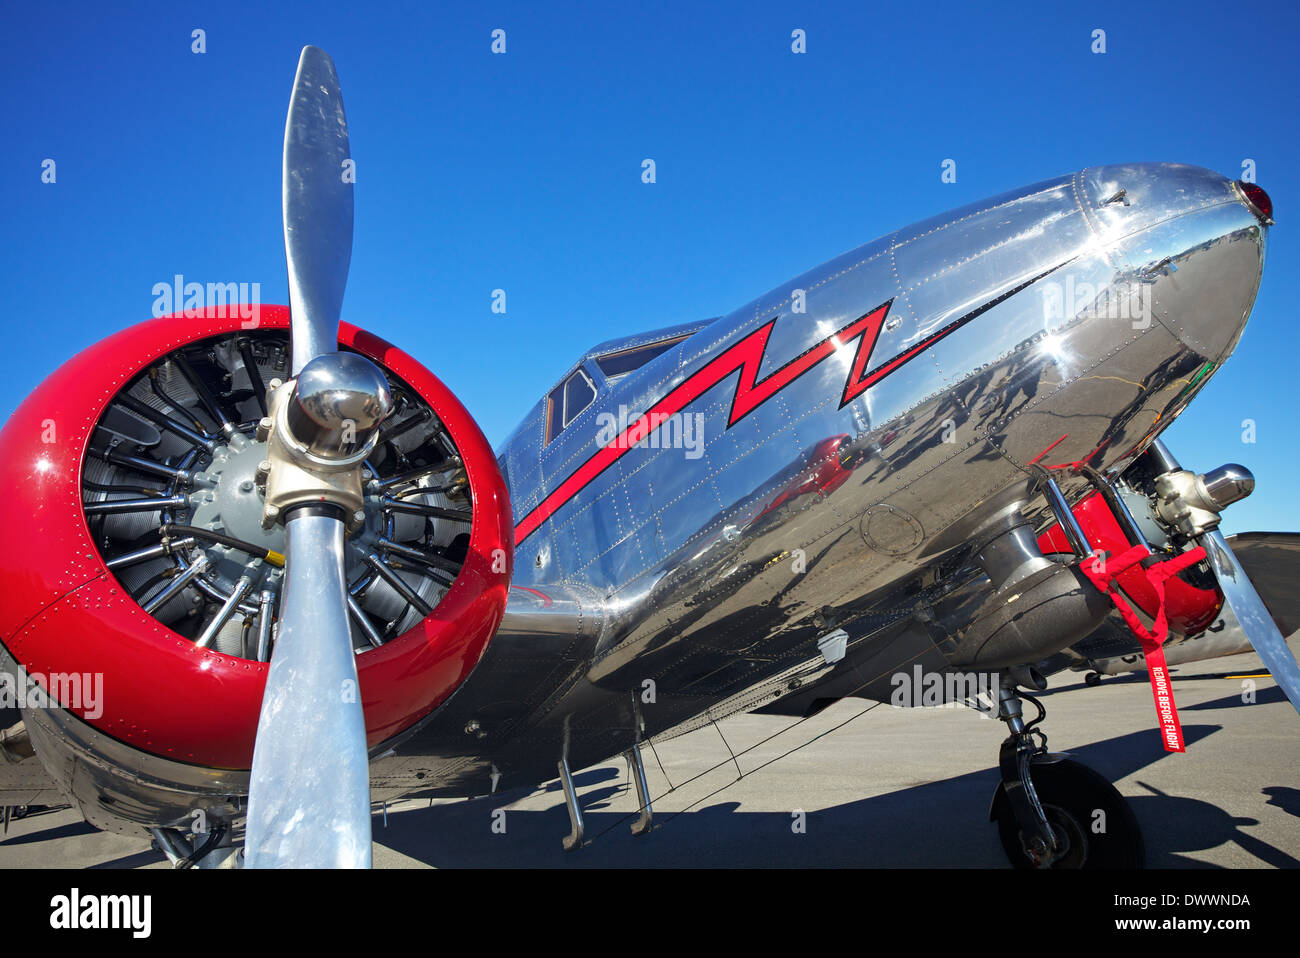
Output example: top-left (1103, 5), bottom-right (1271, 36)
top-left (244, 46), bottom-right (391, 868)
top-left (1146, 440), bottom-right (1300, 713)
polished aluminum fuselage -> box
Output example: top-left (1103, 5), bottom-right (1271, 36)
top-left (379, 163), bottom-right (1266, 796)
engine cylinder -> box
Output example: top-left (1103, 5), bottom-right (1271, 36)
top-left (0, 307), bottom-right (513, 836)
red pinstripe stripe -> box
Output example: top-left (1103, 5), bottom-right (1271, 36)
top-left (515, 302), bottom-right (895, 544)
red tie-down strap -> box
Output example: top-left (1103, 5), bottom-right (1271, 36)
top-left (1079, 544), bottom-right (1208, 752)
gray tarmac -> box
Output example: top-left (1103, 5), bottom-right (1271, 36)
top-left (1, 649), bottom-right (1296, 868)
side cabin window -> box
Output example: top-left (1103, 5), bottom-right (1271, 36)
top-left (545, 368), bottom-right (597, 444)
top-left (593, 335), bottom-right (688, 385)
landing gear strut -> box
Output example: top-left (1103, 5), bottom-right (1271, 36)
top-left (989, 675), bottom-right (1144, 868)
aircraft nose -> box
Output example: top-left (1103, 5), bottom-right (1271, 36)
top-left (1075, 161), bottom-right (1268, 234)
top-left (1075, 163), bottom-right (1269, 365)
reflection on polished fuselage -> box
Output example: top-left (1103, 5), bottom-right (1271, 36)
top-left (383, 163), bottom-right (1267, 795)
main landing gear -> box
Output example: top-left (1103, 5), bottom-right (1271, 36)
top-left (989, 674), bottom-right (1144, 868)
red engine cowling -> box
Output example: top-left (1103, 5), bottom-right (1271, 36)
top-left (1037, 489), bottom-right (1222, 637)
top-left (0, 306), bottom-right (512, 772)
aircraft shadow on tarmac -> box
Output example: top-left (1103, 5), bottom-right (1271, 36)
top-left (1179, 684), bottom-right (1289, 711)
top-left (1263, 786), bottom-right (1300, 820)
top-left (1, 816), bottom-right (93, 849)
top-left (13, 722), bottom-right (1295, 869)
top-left (351, 723), bottom-right (1291, 868)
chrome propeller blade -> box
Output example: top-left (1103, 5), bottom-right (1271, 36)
top-left (245, 45), bottom-right (376, 868)
top-left (282, 44), bottom-right (353, 374)
top-left (245, 514), bottom-right (372, 867)
top-left (1201, 528), bottom-right (1300, 715)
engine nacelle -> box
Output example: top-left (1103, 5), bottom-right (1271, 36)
top-left (1037, 488), bottom-right (1222, 637)
top-left (0, 306), bottom-right (513, 834)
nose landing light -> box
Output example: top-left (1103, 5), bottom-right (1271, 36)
top-left (1235, 181), bottom-right (1274, 225)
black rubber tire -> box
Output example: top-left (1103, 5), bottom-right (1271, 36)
top-left (1084, 672), bottom-right (1102, 687)
top-left (993, 758), bottom-right (1144, 869)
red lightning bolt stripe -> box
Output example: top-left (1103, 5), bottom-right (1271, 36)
top-left (513, 260), bottom-right (1069, 544)
top-left (515, 301), bottom-right (895, 544)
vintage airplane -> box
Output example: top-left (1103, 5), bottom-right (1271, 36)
top-left (0, 46), bottom-right (1296, 869)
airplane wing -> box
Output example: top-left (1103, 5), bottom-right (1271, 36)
top-left (1228, 532), bottom-right (1300, 634)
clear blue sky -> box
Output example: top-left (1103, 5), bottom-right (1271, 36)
top-left (2, 0), bottom-right (1296, 534)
